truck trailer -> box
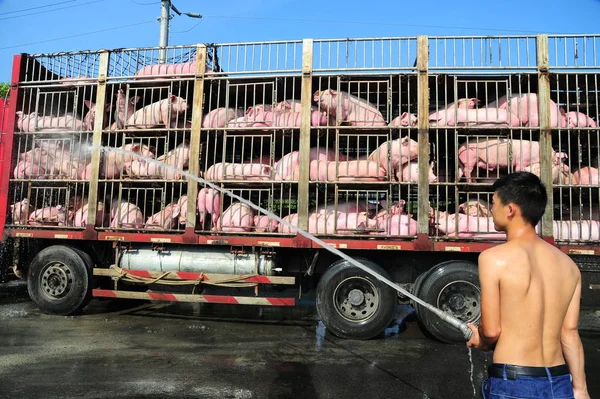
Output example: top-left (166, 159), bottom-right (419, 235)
top-left (1, 34), bottom-right (599, 342)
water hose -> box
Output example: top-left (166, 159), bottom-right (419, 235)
top-left (99, 148), bottom-right (474, 341)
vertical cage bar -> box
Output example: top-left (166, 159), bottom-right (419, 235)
top-left (417, 36), bottom-right (430, 235)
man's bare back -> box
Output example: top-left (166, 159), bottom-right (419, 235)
top-left (482, 236), bottom-right (580, 366)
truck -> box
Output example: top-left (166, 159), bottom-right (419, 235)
top-left (1, 34), bottom-right (599, 343)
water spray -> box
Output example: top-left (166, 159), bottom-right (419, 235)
top-left (97, 146), bottom-right (474, 341)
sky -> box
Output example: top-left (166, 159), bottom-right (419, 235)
top-left (0, 0), bottom-right (599, 82)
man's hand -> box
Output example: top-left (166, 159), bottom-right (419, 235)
top-left (573, 387), bottom-right (590, 399)
top-left (466, 323), bottom-right (481, 349)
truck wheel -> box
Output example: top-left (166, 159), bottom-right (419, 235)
top-left (27, 245), bottom-right (93, 316)
top-left (316, 258), bottom-right (396, 340)
top-left (414, 261), bottom-right (480, 343)
top-left (410, 270), bottom-right (431, 319)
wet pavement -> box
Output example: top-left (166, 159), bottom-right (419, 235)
top-left (1, 289), bottom-right (599, 399)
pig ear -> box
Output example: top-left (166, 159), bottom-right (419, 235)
top-left (328, 89), bottom-right (336, 95)
top-left (131, 96), bottom-right (141, 105)
top-left (16, 111), bottom-right (23, 117)
top-left (170, 95), bottom-right (176, 102)
top-left (56, 205), bottom-right (63, 210)
top-left (104, 103), bottom-right (111, 111)
top-left (172, 205), bottom-right (180, 219)
top-left (84, 100), bottom-right (93, 109)
top-left (131, 144), bottom-right (140, 153)
top-left (401, 136), bottom-right (409, 145)
top-left (401, 112), bottom-right (408, 117)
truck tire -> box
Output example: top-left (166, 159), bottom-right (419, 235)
top-left (316, 258), bottom-right (396, 340)
top-left (414, 261), bottom-right (480, 343)
top-left (410, 269), bottom-right (431, 319)
top-left (27, 245), bottom-right (93, 316)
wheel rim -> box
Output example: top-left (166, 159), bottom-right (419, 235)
top-left (436, 280), bottom-right (480, 324)
top-left (333, 276), bottom-right (380, 323)
top-left (40, 262), bottom-right (73, 300)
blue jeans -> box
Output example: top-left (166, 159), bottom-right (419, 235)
top-left (482, 365), bottom-right (575, 399)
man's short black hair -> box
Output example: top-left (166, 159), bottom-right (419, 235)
top-left (492, 172), bottom-right (548, 226)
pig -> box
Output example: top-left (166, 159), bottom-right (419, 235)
top-left (428, 98), bottom-right (479, 126)
top-left (313, 89), bottom-right (387, 126)
top-left (278, 213), bottom-right (299, 233)
top-left (553, 220), bottom-right (600, 241)
top-left (109, 201), bottom-right (144, 228)
top-left (28, 205), bottom-right (67, 226)
top-left (573, 166), bottom-right (599, 185)
top-left (202, 107), bottom-right (244, 128)
top-left (227, 104), bottom-right (273, 128)
top-left (253, 215), bottom-right (279, 233)
top-left (16, 111), bottom-right (84, 132)
top-left (125, 159), bottom-right (183, 180)
top-left (389, 112), bottom-right (418, 127)
top-left (566, 111), bottom-right (597, 128)
top-left (197, 188), bottom-right (221, 228)
top-left (110, 89), bottom-right (141, 130)
top-left (81, 163), bottom-right (93, 180)
top-left (522, 162), bottom-right (576, 184)
top-left (309, 160), bottom-right (386, 182)
top-left (53, 159), bottom-right (87, 180)
top-left (273, 148), bottom-right (343, 181)
top-left (434, 211), bottom-right (501, 236)
top-left (145, 203), bottom-right (181, 230)
top-left (378, 199), bottom-right (407, 216)
top-left (273, 99), bottom-right (318, 113)
top-left (13, 160), bottom-right (45, 179)
top-left (134, 61), bottom-right (210, 79)
top-left (83, 100), bottom-right (111, 131)
top-left (205, 162), bottom-right (271, 181)
top-left (126, 95), bottom-right (188, 129)
top-left (9, 198), bottom-right (31, 225)
top-left (314, 201), bottom-right (369, 216)
top-left (335, 212), bottom-right (378, 234)
top-left (73, 201), bottom-right (109, 227)
top-left (176, 196), bottom-right (189, 225)
top-left (158, 141), bottom-right (191, 171)
top-left (458, 199), bottom-right (492, 217)
top-left (487, 93), bottom-right (567, 127)
top-left (367, 136), bottom-right (419, 173)
top-left (457, 138), bottom-right (568, 182)
top-left (373, 214), bottom-right (418, 236)
top-left (431, 108), bottom-right (520, 127)
top-left (395, 161), bottom-right (438, 183)
top-left (216, 203), bottom-right (255, 232)
top-left (101, 143), bottom-right (155, 179)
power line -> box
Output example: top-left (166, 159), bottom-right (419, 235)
top-left (130, 0), bottom-right (160, 5)
top-left (0, 0), bottom-right (105, 21)
top-left (0, 0), bottom-right (76, 16)
top-left (171, 20), bottom-right (203, 34)
top-left (201, 15), bottom-right (560, 35)
top-left (0, 20), bottom-right (156, 51)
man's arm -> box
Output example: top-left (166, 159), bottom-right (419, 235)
top-left (560, 271), bottom-right (589, 398)
top-left (467, 250), bottom-right (501, 351)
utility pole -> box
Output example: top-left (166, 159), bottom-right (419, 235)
top-left (158, 0), bottom-right (170, 63)
top-left (157, 1), bottom-right (202, 64)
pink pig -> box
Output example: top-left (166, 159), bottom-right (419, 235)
top-left (487, 93), bottom-right (567, 127)
top-left (458, 199), bottom-right (492, 217)
top-left (431, 108), bottom-right (520, 127)
top-left (126, 95), bottom-right (188, 129)
top-left (176, 195), bottom-right (189, 225)
top-left (335, 212), bottom-right (378, 234)
top-left (28, 205), bottom-right (67, 226)
top-left (522, 162), bottom-right (576, 184)
top-left (395, 161), bottom-right (438, 183)
top-left (215, 203), bottom-right (255, 232)
top-left (553, 220), bottom-right (600, 241)
top-left (110, 89), bottom-right (141, 130)
top-left (202, 107), bottom-right (244, 128)
top-left (197, 188), bottom-right (221, 228)
top-left (434, 211), bottom-right (500, 236)
top-left (83, 100), bottom-right (111, 131)
top-left (373, 214), bottom-right (418, 236)
top-left (313, 89), bottom-right (386, 126)
top-left (10, 198), bottom-right (31, 225)
top-left (205, 162), bottom-right (271, 181)
top-left (367, 136), bottom-right (419, 173)
top-left (158, 141), bottom-right (190, 171)
top-left (102, 143), bottom-right (155, 179)
top-left (109, 201), bottom-right (144, 228)
top-left (253, 215), bottom-right (280, 232)
top-left (573, 167), bottom-right (599, 185)
top-left (134, 61), bottom-right (205, 79)
top-left (428, 98), bottom-right (479, 126)
top-left (144, 203), bottom-right (181, 230)
top-left (457, 138), bottom-right (568, 182)
top-left (309, 160), bottom-right (386, 182)
top-left (73, 201), bottom-right (109, 227)
top-left (274, 148), bottom-right (342, 181)
top-left (13, 160), bottom-right (45, 179)
top-left (16, 111), bottom-right (85, 132)
top-left (566, 111), bottom-right (597, 128)
top-left (389, 112), bottom-right (418, 127)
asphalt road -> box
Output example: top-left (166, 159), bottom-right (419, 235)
top-left (1, 286), bottom-right (599, 399)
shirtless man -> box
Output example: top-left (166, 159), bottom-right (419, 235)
top-left (466, 172), bottom-right (589, 399)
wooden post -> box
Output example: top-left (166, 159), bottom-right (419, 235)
top-left (185, 45), bottom-right (207, 231)
top-left (536, 34), bottom-right (554, 238)
top-left (297, 39), bottom-right (313, 231)
top-left (85, 51), bottom-right (109, 229)
top-left (417, 36), bottom-right (430, 235)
